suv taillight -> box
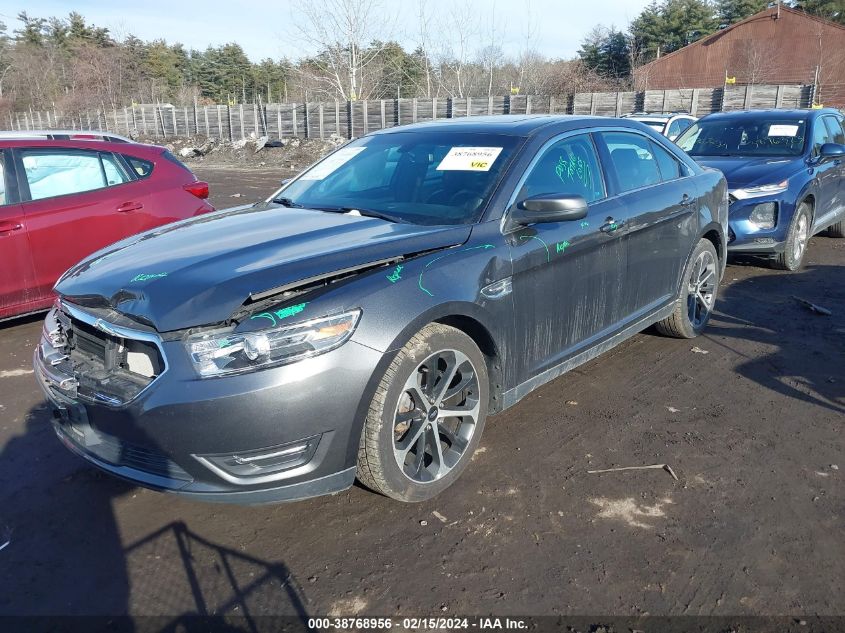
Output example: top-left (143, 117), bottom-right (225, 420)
top-left (183, 181), bottom-right (209, 199)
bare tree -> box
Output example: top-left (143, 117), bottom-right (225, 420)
top-left (438, 0), bottom-right (477, 98)
top-left (291, 0), bottom-right (397, 100)
top-left (735, 39), bottom-right (779, 85)
top-left (808, 19), bottom-right (845, 106)
top-left (515, 0), bottom-right (538, 92)
top-left (480, 1), bottom-right (504, 96)
top-left (415, 0), bottom-right (435, 97)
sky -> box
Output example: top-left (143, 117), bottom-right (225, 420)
top-left (0, 0), bottom-right (654, 61)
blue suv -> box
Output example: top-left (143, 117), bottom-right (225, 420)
top-left (676, 109), bottom-right (845, 270)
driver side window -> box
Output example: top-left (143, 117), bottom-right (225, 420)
top-left (669, 118), bottom-right (693, 139)
top-left (811, 119), bottom-right (834, 156)
top-left (518, 134), bottom-right (605, 204)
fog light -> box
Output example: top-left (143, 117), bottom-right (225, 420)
top-left (749, 202), bottom-right (777, 229)
top-left (195, 435), bottom-right (321, 482)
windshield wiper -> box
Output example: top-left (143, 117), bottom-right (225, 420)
top-left (272, 196), bottom-right (303, 208)
top-left (317, 206), bottom-right (404, 223)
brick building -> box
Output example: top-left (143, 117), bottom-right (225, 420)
top-left (634, 5), bottom-right (845, 107)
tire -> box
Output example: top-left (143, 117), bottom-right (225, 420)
top-left (357, 323), bottom-right (489, 502)
top-left (655, 238), bottom-right (720, 339)
top-left (771, 202), bottom-right (812, 271)
top-left (828, 218), bottom-right (845, 238)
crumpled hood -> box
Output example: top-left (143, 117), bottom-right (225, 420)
top-left (56, 203), bottom-right (471, 331)
top-left (694, 156), bottom-right (805, 189)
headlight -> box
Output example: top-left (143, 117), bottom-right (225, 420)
top-left (732, 180), bottom-right (788, 200)
top-left (185, 310), bottom-right (361, 377)
top-left (749, 202), bottom-right (777, 229)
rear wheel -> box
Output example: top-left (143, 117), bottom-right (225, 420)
top-left (357, 323), bottom-right (489, 502)
top-left (772, 202), bottom-right (812, 271)
top-left (655, 238), bottom-right (719, 339)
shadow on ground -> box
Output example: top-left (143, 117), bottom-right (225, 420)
top-left (708, 263), bottom-right (844, 413)
top-left (0, 404), bottom-right (310, 629)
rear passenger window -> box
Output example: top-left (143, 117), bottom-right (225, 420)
top-left (124, 155), bottom-right (154, 178)
top-left (517, 134), bottom-right (605, 203)
top-left (101, 153), bottom-right (130, 186)
top-left (651, 141), bottom-right (686, 181)
top-left (601, 132), bottom-right (662, 193)
top-left (823, 117), bottom-right (845, 145)
top-left (20, 150), bottom-right (121, 201)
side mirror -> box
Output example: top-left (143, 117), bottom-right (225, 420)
top-left (509, 194), bottom-right (589, 227)
top-left (820, 143), bottom-right (845, 160)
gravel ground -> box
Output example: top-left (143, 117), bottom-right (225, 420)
top-left (0, 166), bottom-right (843, 625)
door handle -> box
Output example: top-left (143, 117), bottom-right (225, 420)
top-left (600, 218), bottom-right (624, 233)
top-left (117, 202), bottom-right (144, 213)
top-left (681, 193), bottom-right (696, 206)
top-left (0, 222), bottom-right (23, 235)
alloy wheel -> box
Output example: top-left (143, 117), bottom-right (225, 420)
top-left (793, 212), bottom-right (810, 263)
top-left (686, 249), bottom-right (717, 328)
top-left (392, 349), bottom-right (480, 483)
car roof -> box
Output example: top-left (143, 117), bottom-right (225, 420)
top-left (699, 108), bottom-right (840, 121)
top-left (368, 114), bottom-right (621, 137)
top-left (0, 137), bottom-right (165, 155)
top-left (0, 129), bottom-right (132, 142)
top-left (626, 115), bottom-right (670, 122)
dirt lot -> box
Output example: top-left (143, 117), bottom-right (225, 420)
top-left (0, 166), bottom-right (843, 626)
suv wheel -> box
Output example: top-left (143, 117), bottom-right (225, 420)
top-left (357, 323), bottom-right (489, 502)
top-left (655, 238), bottom-right (720, 339)
top-left (772, 202), bottom-right (812, 270)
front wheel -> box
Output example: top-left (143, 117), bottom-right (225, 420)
top-left (771, 202), bottom-right (812, 271)
top-left (357, 323), bottom-right (489, 502)
top-left (655, 238), bottom-right (720, 339)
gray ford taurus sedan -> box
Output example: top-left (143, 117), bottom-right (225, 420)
top-left (35, 115), bottom-right (728, 503)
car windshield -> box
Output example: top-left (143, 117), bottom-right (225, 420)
top-left (271, 131), bottom-right (521, 225)
top-left (676, 116), bottom-right (807, 157)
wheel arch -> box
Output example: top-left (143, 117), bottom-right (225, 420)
top-left (701, 228), bottom-right (723, 264)
top-left (433, 314), bottom-right (504, 414)
top-left (344, 302), bottom-right (505, 468)
top-left (800, 192), bottom-right (816, 220)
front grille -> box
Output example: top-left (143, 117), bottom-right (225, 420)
top-left (38, 303), bottom-right (166, 406)
top-left (73, 321), bottom-right (108, 361)
top-left (92, 435), bottom-right (192, 481)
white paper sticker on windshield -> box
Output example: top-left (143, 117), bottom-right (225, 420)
top-left (436, 147), bottom-right (503, 172)
top-left (768, 125), bottom-right (799, 137)
top-left (299, 146), bottom-right (366, 180)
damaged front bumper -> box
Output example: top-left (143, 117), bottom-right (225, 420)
top-left (34, 302), bottom-right (382, 504)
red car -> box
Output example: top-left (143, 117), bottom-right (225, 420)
top-left (0, 136), bottom-right (213, 320)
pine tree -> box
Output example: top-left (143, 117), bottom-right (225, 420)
top-left (795, 0), bottom-right (845, 24)
top-left (579, 26), bottom-right (632, 80)
top-left (14, 12), bottom-right (47, 45)
top-left (631, 0), bottom-right (719, 60)
top-left (716, 0), bottom-right (769, 25)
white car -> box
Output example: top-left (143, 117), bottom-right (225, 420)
top-left (623, 113), bottom-right (698, 141)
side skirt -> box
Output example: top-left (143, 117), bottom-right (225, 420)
top-left (501, 302), bottom-right (675, 410)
